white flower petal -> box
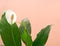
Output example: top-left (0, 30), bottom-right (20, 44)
top-left (5, 10), bottom-right (16, 25)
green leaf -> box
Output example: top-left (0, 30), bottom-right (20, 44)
top-left (32, 25), bottom-right (51, 46)
top-left (0, 13), bottom-right (21, 46)
top-left (11, 23), bottom-right (21, 46)
top-left (19, 19), bottom-right (32, 46)
top-left (21, 29), bottom-right (32, 46)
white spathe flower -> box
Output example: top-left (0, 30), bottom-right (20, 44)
top-left (5, 10), bottom-right (16, 25)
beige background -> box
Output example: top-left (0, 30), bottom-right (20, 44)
top-left (0, 0), bottom-right (60, 46)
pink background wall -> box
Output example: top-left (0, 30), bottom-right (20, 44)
top-left (0, 0), bottom-right (60, 46)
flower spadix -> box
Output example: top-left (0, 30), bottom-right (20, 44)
top-left (5, 10), bottom-right (16, 25)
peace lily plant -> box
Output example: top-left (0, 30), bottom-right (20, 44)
top-left (0, 10), bottom-right (51, 46)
